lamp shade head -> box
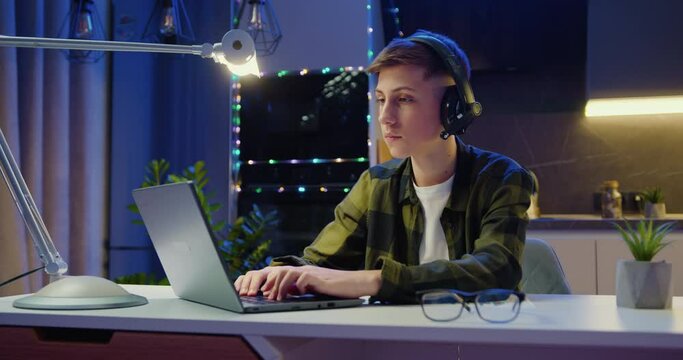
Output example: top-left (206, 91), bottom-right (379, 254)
top-left (214, 29), bottom-right (260, 77)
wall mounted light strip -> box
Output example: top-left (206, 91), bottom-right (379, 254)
top-left (585, 95), bottom-right (683, 117)
top-left (244, 184), bottom-right (354, 194)
top-left (243, 157), bottom-right (368, 166)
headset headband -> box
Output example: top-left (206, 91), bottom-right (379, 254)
top-left (408, 34), bottom-right (482, 137)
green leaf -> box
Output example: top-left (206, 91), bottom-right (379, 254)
top-left (252, 204), bottom-right (262, 218)
top-left (212, 220), bottom-right (227, 233)
top-left (129, 159), bottom-right (277, 278)
top-left (197, 178), bottom-right (209, 190)
top-left (168, 174), bottom-right (187, 183)
top-left (613, 220), bottom-right (676, 261)
top-left (216, 205), bottom-right (278, 275)
top-left (640, 187), bottom-right (664, 203)
top-left (145, 159), bottom-right (170, 186)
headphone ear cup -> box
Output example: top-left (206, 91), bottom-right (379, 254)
top-left (440, 85), bottom-right (461, 134)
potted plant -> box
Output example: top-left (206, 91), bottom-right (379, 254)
top-left (118, 159), bottom-right (277, 284)
top-left (640, 187), bottom-right (666, 219)
top-left (613, 220), bottom-right (676, 309)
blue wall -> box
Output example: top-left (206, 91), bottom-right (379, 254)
top-left (1, 0), bottom-right (371, 285)
top-left (108, 0), bottom-right (231, 279)
top-left (107, 0), bottom-right (370, 279)
top-left (257, 0), bottom-right (367, 73)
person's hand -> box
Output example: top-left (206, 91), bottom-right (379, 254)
top-left (234, 266), bottom-right (382, 300)
top-left (261, 266), bottom-right (382, 300)
top-left (234, 266), bottom-right (279, 297)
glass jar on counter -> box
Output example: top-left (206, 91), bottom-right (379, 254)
top-left (601, 180), bottom-right (622, 218)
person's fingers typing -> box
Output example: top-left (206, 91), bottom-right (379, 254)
top-left (270, 270), bottom-right (286, 300)
top-left (234, 275), bottom-right (244, 292)
top-left (276, 270), bottom-right (301, 301)
top-left (261, 270), bottom-right (277, 292)
top-left (240, 270), bottom-right (259, 296)
top-left (295, 272), bottom-right (312, 295)
top-left (238, 274), bottom-right (251, 296)
top-left (247, 270), bottom-right (265, 296)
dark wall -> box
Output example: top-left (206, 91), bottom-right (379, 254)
top-left (463, 111), bottom-right (683, 214)
top-left (587, 0), bottom-right (683, 98)
top-left (389, 0), bottom-right (683, 214)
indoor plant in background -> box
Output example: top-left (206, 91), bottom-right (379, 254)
top-left (118, 159), bottom-right (277, 284)
top-left (640, 187), bottom-right (666, 219)
top-left (613, 220), bottom-right (676, 309)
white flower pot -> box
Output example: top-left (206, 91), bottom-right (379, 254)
top-left (644, 202), bottom-right (666, 219)
top-left (616, 260), bottom-right (672, 309)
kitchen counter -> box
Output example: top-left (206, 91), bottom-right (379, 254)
top-left (528, 213), bottom-right (683, 231)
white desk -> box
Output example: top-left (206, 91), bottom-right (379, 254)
top-left (2, 285), bottom-right (683, 359)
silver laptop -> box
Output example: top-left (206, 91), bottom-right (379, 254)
top-left (132, 181), bottom-right (364, 313)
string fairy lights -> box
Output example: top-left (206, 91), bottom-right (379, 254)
top-left (230, 65), bottom-right (372, 197)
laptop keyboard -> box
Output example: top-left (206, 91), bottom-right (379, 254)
top-left (240, 296), bottom-right (281, 305)
top-left (240, 293), bottom-right (330, 304)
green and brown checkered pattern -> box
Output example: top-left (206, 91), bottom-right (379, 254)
top-left (271, 139), bottom-right (533, 303)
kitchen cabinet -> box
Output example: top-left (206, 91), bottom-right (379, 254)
top-left (528, 215), bottom-right (683, 295)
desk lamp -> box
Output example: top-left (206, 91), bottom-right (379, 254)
top-left (0, 29), bottom-right (258, 310)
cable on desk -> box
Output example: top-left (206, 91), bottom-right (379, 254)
top-left (0, 266), bottom-right (45, 288)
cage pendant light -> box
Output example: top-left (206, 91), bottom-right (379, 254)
top-left (57, 0), bottom-right (107, 63)
top-left (234, 0), bottom-right (282, 56)
top-left (142, 0), bottom-right (196, 44)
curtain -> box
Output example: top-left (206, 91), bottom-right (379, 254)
top-left (0, 0), bottom-right (110, 296)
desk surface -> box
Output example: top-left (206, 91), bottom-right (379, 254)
top-left (2, 285), bottom-right (683, 349)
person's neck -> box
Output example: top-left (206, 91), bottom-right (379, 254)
top-left (411, 138), bottom-right (457, 187)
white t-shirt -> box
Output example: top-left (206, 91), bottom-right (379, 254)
top-left (414, 174), bottom-right (455, 264)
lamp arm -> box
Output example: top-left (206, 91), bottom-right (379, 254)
top-left (0, 30), bottom-right (257, 309)
top-left (0, 35), bottom-right (218, 281)
top-left (0, 30), bottom-right (256, 281)
top-left (0, 128), bottom-right (67, 279)
top-left (0, 31), bottom-right (259, 74)
top-left (0, 35), bottom-right (214, 58)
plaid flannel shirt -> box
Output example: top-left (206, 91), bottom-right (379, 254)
top-left (271, 138), bottom-right (533, 303)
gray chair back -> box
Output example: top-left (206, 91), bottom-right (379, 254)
top-left (520, 237), bottom-right (571, 294)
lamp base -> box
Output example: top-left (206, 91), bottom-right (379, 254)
top-left (12, 275), bottom-right (148, 310)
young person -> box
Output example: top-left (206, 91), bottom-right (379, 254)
top-left (234, 30), bottom-right (533, 303)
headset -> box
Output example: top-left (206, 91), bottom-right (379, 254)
top-left (407, 34), bottom-right (483, 139)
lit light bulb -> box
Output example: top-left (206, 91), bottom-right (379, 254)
top-left (248, 0), bottom-right (265, 32)
top-left (225, 54), bottom-right (260, 77)
top-left (160, 1), bottom-right (176, 37)
top-left (75, 7), bottom-right (94, 39)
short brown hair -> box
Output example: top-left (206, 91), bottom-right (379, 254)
top-left (366, 30), bottom-right (471, 80)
